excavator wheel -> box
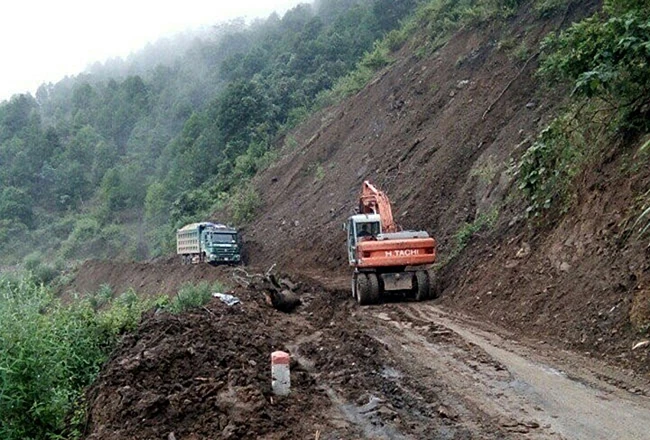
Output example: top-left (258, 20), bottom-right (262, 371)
top-left (428, 270), bottom-right (441, 299)
top-left (366, 273), bottom-right (381, 304)
top-left (356, 273), bottom-right (373, 305)
top-left (414, 270), bottom-right (430, 302)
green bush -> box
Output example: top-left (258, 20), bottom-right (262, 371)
top-left (88, 284), bottom-right (114, 311)
top-left (230, 185), bottom-right (261, 224)
top-left (539, 0), bottom-right (650, 131)
top-left (168, 281), bottom-right (224, 314)
top-left (517, 114), bottom-right (587, 217)
top-left (0, 277), bottom-right (157, 439)
top-left (453, 208), bottom-right (499, 251)
top-left (534, 0), bottom-right (568, 17)
top-left (23, 252), bottom-right (61, 285)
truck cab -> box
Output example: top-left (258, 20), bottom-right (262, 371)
top-left (201, 225), bottom-right (241, 264)
top-left (177, 222), bottom-right (242, 264)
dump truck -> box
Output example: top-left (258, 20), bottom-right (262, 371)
top-left (177, 222), bottom-right (241, 264)
top-left (345, 181), bottom-right (437, 305)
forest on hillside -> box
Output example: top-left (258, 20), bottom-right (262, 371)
top-left (1, 0), bottom-right (648, 273)
top-left (0, 0), bottom-right (421, 267)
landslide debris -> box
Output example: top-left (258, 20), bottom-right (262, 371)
top-left (232, 0), bottom-right (649, 374)
top-left (82, 274), bottom-right (514, 440)
top-left (83, 286), bottom-right (325, 440)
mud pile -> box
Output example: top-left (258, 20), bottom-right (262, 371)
top-left (82, 275), bottom-right (502, 440)
top-left (84, 288), bottom-right (328, 440)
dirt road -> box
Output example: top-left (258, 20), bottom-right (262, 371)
top-left (360, 302), bottom-right (650, 439)
top-left (78, 263), bottom-right (650, 439)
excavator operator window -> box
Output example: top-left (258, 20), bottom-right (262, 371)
top-left (357, 222), bottom-right (380, 238)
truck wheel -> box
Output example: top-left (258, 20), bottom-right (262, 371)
top-left (367, 273), bottom-right (380, 304)
top-left (414, 270), bottom-right (430, 302)
top-left (356, 274), bottom-right (372, 305)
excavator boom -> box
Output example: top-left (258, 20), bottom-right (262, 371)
top-left (359, 181), bottom-right (397, 233)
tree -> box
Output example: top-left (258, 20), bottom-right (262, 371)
top-left (0, 94), bottom-right (38, 142)
top-left (0, 186), bottom-right (33, 227)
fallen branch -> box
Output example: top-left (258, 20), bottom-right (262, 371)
top-left (265, 263), bottom-right (277, 277)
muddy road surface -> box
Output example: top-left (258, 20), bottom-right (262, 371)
top-left (362, 302), bottom-right (650, 440)
top-left (76, 264), bottom-right (650, 439)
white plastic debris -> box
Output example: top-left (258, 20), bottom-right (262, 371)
top-left (212, 292), bottom-right (240, 306)
top-left (632, 340), bottom-right (650, 350)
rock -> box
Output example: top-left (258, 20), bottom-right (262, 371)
top-left (526, 101), bottom-right (537, 109)
top-left (278, 277), bottom-right (297, 291)
top-left (456, 79), bottom-right (470, 89)
top-left (499, 418), bottom-right (519, 428)
top-left (559, 262), bottom-right (571, 272)
top-left (377, 312), bottom-right (391, 321)
top-left (168, 433), bottom-right (177, 440)
top-left (505, 260), bottom-right (519, 268)
top-left (515, 242), bottom-right (531, 258)
top-left (437, 404), bottom-right (458, 420)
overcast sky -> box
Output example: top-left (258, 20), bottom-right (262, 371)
top-left (0, 0), bottom-right (306, 103)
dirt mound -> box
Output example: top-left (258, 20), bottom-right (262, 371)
top-left (67, 258), bottom-right (235, 298)
top-left (84, 286), bottom-right (327, 440)
top-left (83, 276), bottom-right (506, 439)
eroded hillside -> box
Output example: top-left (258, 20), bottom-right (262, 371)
top-left (237, 0), bottom-right (649, 372)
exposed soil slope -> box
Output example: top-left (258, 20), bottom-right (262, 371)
top-left (233, 0), bottom-right (649, 373)
top-left (243, 2), bottom-right (595, 272)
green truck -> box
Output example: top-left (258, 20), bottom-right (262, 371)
top-left (176, 222), bottom-right (242, 264)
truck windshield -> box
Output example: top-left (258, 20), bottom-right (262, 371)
top-left (211, 233), bottom-right (236, 243)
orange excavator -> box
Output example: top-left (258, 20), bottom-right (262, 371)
top-left (345, 181), bottom-right (437, 305)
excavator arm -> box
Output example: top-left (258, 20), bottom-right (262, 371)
top-left (358, 180), bottom-right (397, 233)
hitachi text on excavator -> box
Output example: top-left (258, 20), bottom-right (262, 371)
top-left (345, 181), bottom-right (437, 305)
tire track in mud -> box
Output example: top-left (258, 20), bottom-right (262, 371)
top-left (361, 302), bottom-right (650, 440)
top-left (295, 287), bottom-right (509, 440)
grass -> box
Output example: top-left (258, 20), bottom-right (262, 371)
top-left (168, 281), bottom-right (224, 314)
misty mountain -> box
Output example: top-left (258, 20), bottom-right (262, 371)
top-left (0, 0), bottom-right (421, 264)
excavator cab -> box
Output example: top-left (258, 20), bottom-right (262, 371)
top-left (346, 214), bottom-right (381, 265)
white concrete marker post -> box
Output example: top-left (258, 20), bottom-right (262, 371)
top-left (271, 351), bottom-right (291, 396)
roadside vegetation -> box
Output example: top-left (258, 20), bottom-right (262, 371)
top-left (517, 0), bottom-right (650, 221)
top-left (0, 272), bottom-right (219, 439)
